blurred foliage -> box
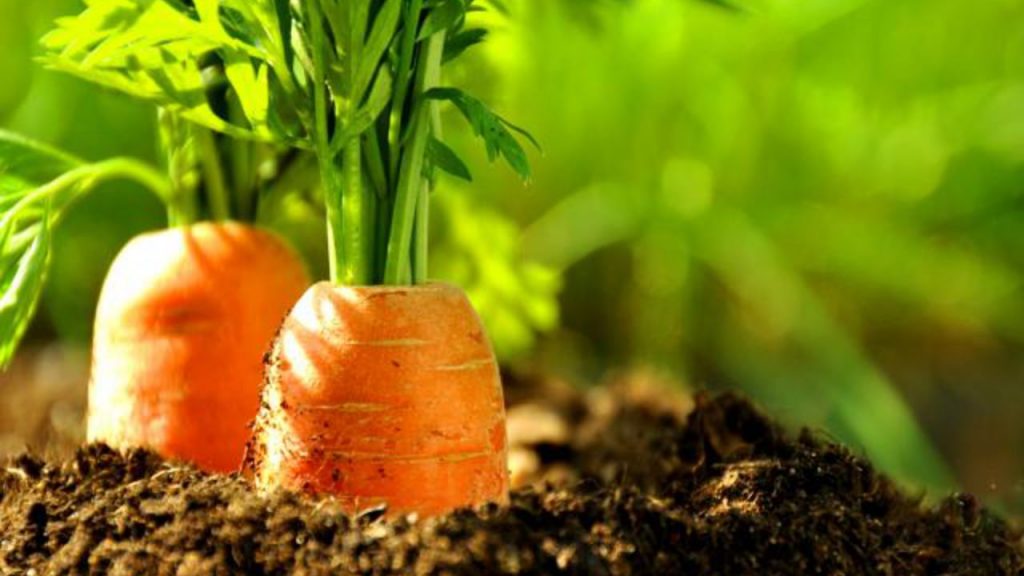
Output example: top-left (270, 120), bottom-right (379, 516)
top-left (450, 0), bottom-right (1024, 493)
top-left (4, 0), bottom-right (1024, 497)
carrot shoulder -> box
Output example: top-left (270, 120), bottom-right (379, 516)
top-left (252, 282), bottom-right (509, 517)
top-left (88, 222), bottom-right (309, 472)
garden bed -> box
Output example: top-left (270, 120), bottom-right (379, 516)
top-left (1, 376), bottom-right (1021, 575)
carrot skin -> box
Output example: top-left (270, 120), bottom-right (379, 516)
top-left (253, 282), bottom-right (510, 517)
top-left (88, 222), bottom-right (309, 472)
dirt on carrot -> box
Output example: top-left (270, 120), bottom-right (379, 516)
top-left (1, 377), bottom-right (1020, 575)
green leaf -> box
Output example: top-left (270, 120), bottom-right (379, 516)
top-left (418, 0), bottom-right (465, 41)
top-left (0, 130), bottom-right (84, 188)
top-left (443, 28), bottom-right (487, 63)
top-left (224, 53), bottom-right (271, 134)
top-left (194, 0), bottom-right (223, 32)
top-left (424, 87), bottom-right (538, 180)
top-left (39, 0), bottom-right (294, 142)
top-left (0, 209), bottom-right (52, 369)
top-left (427, 137), bottom-right (472, 181)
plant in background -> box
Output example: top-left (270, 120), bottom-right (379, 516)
top-left (29, 0), bottom-right (536, 515)
top-left (471, 0), bottom-right (1024, 495)
top-left (431, 190), bottom-right (561, 360)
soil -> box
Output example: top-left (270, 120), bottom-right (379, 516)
top-left (0, 375), bottom-right (1021, 575)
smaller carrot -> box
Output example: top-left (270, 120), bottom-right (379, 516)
top-left (89, 222), bottom-right (309, 472)
top-left (251, 282), bottom-right (509, 517)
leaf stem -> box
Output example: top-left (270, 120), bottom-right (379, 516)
top-left (306, 0), bottom-right (346, 283)
top-left (159, 109), bottom-right (198, 226)
top-left (364, 129), bottom-right (388, 199)
top-left (196, 128), bottom-right (232, 221)
top-left (341, 136), bottom-right (371, 284)
top-left (230, 100), bottom-right (257, 220)
top-left (412, 180), bottom-right (429, 283)
top-left (1, 159), bottom-right (173, 231)
top-left (383, 30), bottom-right (445, 285)
top-left (388, 0), bottom-right (424, 185)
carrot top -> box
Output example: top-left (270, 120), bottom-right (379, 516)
top-left (38, 0), bottom-right (538, 285)
top-left (1, 0), bottom-right (537, 367)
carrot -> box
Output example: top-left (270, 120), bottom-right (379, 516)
top-left (89, 222), bottom-right (309, 472)
top-left (251, 282), bottom-right (509, 516)
top-left (234, 2), bottom-right (537, 515)
top-left (0, 123), bottom-right (314, 473)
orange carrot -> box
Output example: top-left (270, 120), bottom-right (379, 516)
top-left (251, 282), bottom-right (509, 517)
top-left (88, 222), bottom-right (309, 472)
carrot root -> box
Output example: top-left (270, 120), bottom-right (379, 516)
top-left (251, 281), bottom-right (510, 517)
top-left (88, 222), bottom-right (309, 472)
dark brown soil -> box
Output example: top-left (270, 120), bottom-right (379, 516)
top-left (1, 381), bottom-right (1021, 575)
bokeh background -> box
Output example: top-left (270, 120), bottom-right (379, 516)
top-left (3, 0), bottom-right (1024, 512)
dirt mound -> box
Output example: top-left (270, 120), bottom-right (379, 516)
top-left (1, 387), bottom-right (1020, 575)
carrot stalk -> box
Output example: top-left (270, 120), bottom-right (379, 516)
top-left (195, 128), bottom-right (231, 221)
top-left (246, 1), bottom-right (536, 516)
top-left (412, 180), bottom-right (429, 284)
top-left (383, 31), bottom-right (446, 285)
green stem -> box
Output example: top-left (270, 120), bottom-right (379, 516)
top-left (383, 30), bottom-right (445, 285)
top-left (230, 100), bottom-right (257, 221)
top-left (305, 0), bottom-right (345, 283)
top-left (341, 136), bottom-right (371, 284)
top-left (364, 129), bottom-right (388, 199)
top-left (321, 157), bottom-right (346, 284)
top-left (196, 128), bottom-right (231, 221)
top-left (6, 223), bottom-right (42, 254)
top-left (412, 180), bottom-right (429, 283)
top-left (1, 159), bottom-right (173, 231)
top-left (158, 108), bottom-right (198, 226)
top-left (166, 199), bottom-right (196, 227)
top-left (375, 193), bottom-right (392, 282)
top-left (101, 158), bottom-right (176, 205)
top-left (388, 0), bottom-right (424, 185)
top-left (338, 1), bottom-right (375, 284)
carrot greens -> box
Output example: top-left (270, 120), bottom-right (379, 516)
top-left (1, 0), bottom-right (535, 367)
top-left (38, 0), bottom-right (537, 285)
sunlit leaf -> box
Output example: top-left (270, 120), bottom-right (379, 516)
top-left (39, 0), bottom-right (289, 141)
top-left (0, 210), bottom-right (52, 369)
top-left (424, 87), bottom-right (537, 180)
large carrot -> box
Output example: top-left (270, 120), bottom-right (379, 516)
top-left (89, 222), bottom-right (308, 472)
top-left (236, 1), bottom-right (538, 516)
top-left (252, 282), bottom-right (508, 515)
